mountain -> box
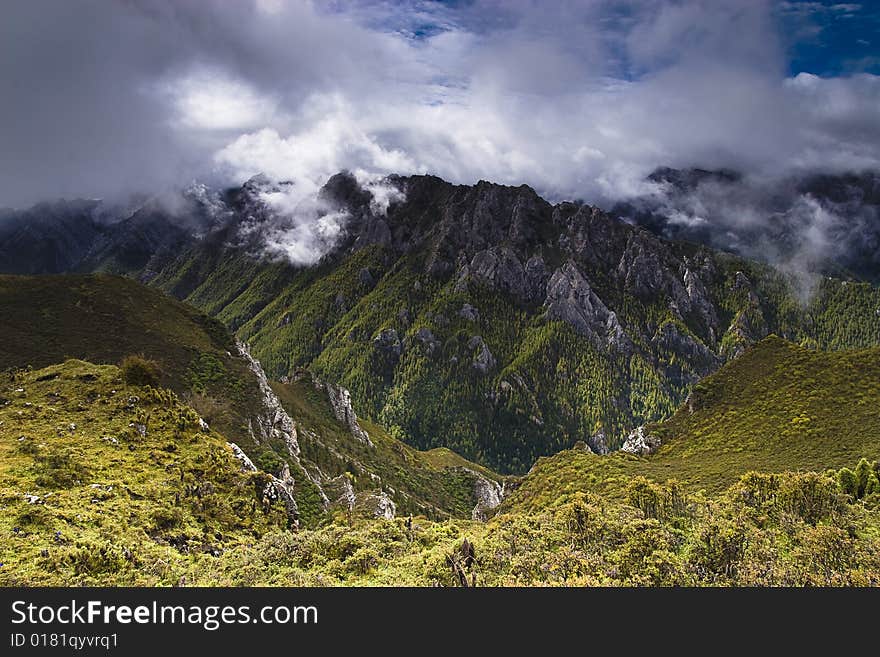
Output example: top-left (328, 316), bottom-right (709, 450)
top-left (3, 173), bottom-right (880, 474)
top-left (0, 274), bottom-right (504, 526)
top-left (613, 167), bottom-right (880, 284)
top-left (0, 200), bottom-right (102, 274)
top-left (501, 335), bottom-right (880, 513)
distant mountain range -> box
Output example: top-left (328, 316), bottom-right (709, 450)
top-left (2, 169), bottom-right (879, 473)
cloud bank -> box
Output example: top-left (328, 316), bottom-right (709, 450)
top-left (1, 0), bottom-right (878, 211)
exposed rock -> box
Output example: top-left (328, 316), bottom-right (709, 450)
top-left (358, 490), bottom-right (396, 519)
top-left (588, 428), bottom-right (610, 455)
top-left (620, 425), bottom-right (662, 456)
top-left (459, 303), bottom-right (480, 322)
top-left (683, 268), bottom-right (719, 337)
top-left (228, 442), bottom-right (257, 472)
top-left (24, 493), bottom-right (43, 505)
top-left (373, 328), bottom-right (402, 357)
top-left (358, 267), bottom-right (376, 287)
top-left (471, 472), bottom-right (505, 521)
top-left (572, 440), bottom-right (593, 453)
top-left (325, 475), bottom-right (357, 510)
top-left (237, 341), bottom-right (300, 459)
top-left (261, 463), bottom-right (299, 528)
top-left (457, 247), bottom-right (549, 304)
top-left (652, 322), bottom-right (721, 380)
top-left (468, 335), bottom-right (496, 374)
top-left (411, 327), bottom-right (439, 354)
top-left (544, 261), bottom-right (632, 351)
top-left (467, 247), bottom-right (526, 297)
top-left (315, 380), bottom-right (374, 447)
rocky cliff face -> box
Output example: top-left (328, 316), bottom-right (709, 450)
top-left (237, 341), bottom-right (301, 459)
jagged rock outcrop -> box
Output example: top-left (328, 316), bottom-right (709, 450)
top-left (652, 322), bottom-right (721, 380)
top-left (459, 303), bottom-right (480, 322)
top-left (588, 429), bottom-right (610, 455)
top-left (456, 246), bottom-right (549, 303)
top-left (228, 442), bottom-right (257, 472)
top-left (683, 268), bottom-right (719, 340)
top-left (468, 335), bottom-right (496, 374)
top-left (358, 490), bottom-right (396, 520)
top-left (261, 463), bottom-right (300, 528)
top-left (373, 328), bottom-right (402, 357)
top-left (313, 379), bottom-right (374, 447)
top-left (544, 261), bottom-right (632, 352)
top-left (237, 341), bottom-right (300, 458)
top-left (410, 327), bottom-right (439, 354)
top-left (324, 475), bottom-right (357, 510)
top-left (229, 442), bottom-right (299, 527)
top-left (470, 472), bottom-right (505, 521)
top-left (620, 426), bottom-right (663, 456)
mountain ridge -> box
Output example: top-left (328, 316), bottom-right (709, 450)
top-left (3, 172), bottom-right (880, 473)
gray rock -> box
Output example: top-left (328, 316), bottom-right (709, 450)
top-left (620, 426), bottom-right (662, 456)
top-left (468, 335), bottom-right (496, 374)
top-left (544, 261), bottom-right (632, 351)
top-left (237, 341), bottom-right (300, 458)
top-left (373, 328), bottom-right (402, 357)
top-left (471, 473), bottom-right (505, 521)
top-left (412, 327), bottom-right (439, 354)
top-left (588, 428), bottom-right (609, 455)
top-left (459, 303), bottom-right (480, 322)
top-left (358, 267), bottom-right (376, 287)
top-left (228, 442), bottom-right (257, 472)
top-left (651, 322), bottom-right (721, 380)
top-left (237, 341), bottom-right (329, 508)
top-left (363, 491), bottom-right (396, 520)
top-left (316, 380), bottom-right (374, 447)
top-left (262, 464), bottom-right (299, 528)
top-left (683, 268), bottom-right (719, 337)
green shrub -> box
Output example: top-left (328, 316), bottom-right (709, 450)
top-left (34, 450), bottom-right (89, 489)
top-left (120, 355), bottom-right (162, 387)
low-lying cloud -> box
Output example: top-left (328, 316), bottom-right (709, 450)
top-left (1, 1), bottom-right (879, 272)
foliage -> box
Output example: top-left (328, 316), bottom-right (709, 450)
top-left (120, 355), bottom-right (161, 388)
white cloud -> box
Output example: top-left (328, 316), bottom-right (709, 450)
top-left (1, 0), bottom-right (879, 212)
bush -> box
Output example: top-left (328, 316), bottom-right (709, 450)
top-left (34, 450), bottom-right (89, 489)
top-left (120, 355), bottom-right (162, 387)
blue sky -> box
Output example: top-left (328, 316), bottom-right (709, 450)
top-left (778, 1), bottom-right (880, 75)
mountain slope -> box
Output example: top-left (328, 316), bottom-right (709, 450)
top-left (4, 173), bottom-right (880, 474)
top-left (151, 174), bottom-right (880, 473)
top-left (0, 274), bottom-right (503, 523)
top-left (0, 359), bottom-right (292, 585)
top-left (3, 360), bottom-right (878, 586)
top-left (501, 336), bottom-right (880, 513)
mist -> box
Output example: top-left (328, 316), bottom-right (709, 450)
top-left (1, 1), bottom-right (878, 273)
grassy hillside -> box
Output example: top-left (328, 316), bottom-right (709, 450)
top-left (0, 274), bottom-right (502, 523)
top-left (0, 360), bottom-right (290, 585)
top-left (271, 378), bottom-right (501, 519)
top-left (502, 336), bottom-right (880, 513)
top-left (2, 355), bottom-right (878, 586)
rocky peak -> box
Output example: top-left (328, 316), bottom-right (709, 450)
top-left (544, 261), bottom-right (632, 351)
